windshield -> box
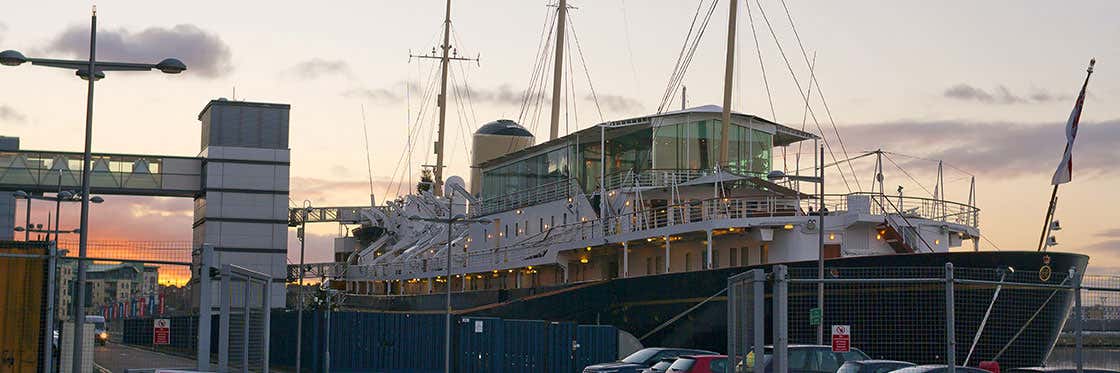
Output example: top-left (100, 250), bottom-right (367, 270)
top-left (93, 321), bottom-right (105, 330)
top-left (667, 358), bottom-right (696, 372)
top-left (622, 349), bottom-right (660, 364)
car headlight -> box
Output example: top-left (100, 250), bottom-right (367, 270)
top-left (98, 332), bottom-right (108, 340)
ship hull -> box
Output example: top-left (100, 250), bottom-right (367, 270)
top-left (346, 251), bottom-right (1087, 368)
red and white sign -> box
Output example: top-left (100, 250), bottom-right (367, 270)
top-left (153, 318), bottom-right (171, 345)
top-left (831, 325), bottom-right (850, 353)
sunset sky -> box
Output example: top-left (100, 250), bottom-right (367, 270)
top-left (2, 1), bottom-right (1118, 274)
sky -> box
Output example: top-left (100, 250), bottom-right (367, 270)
top-left (2, 0), bottom-right (1119, 275)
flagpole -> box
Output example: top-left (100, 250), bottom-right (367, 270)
top-left (1037, 58), bottom-right (1095, 252)
top-left (1036, 184), bottom-right (1059, 252)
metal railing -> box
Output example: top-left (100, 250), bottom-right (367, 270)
top-left (354, 191), bottom-right (978, 281)
top-left (824, 193), bottom-right (980, 228)
top-left (603, 196), bottom-right (800, 236)
top-left (472, 178), bottom-right (577, 216)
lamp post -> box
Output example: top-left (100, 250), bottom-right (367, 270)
top-left (296, 200), bottom-right (311, 373)
top-left (12, 190), bottom-right (34, 240)
top-left (1, 8), bottom-right (185, 371)
top-left (769, 145), bottom-right (826, 345)
top-left (14, 189), bottom-right (101, 242)
top-left (410, 195), bottom-right (490, 373)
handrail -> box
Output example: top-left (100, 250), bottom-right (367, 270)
top-left (351, 191), bottom-right (978, 280)
top-left (471, 178), bottom-right (576, 216)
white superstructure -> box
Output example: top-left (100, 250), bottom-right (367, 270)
top-left (326, 106), bottom-right (980, 296)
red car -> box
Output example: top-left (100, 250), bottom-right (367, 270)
top-left (665, 355), bottom-right (729, 373)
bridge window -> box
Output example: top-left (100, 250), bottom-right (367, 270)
top-left (651, 120), bottom-right (772, 175)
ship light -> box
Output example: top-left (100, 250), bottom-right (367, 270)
top-left (516, 209), bottom-right (523, 215)
top-left (876, 233), bottom-right (882, 240)
top-left (508, 269), bottom-right (514, 273)
top-left (493, 270), bottom-right (499, 274)
top-left (567, 197), bottom-right (573, 203)
top-left (728, 227), bottom-right (737, 232)
top-left (527, 266), bottom-right (534, 270)
top-left (580, 257), bottom-right (589, 264)
top-left (828, 233), bottom-right (835, 240)
top-left (585, 246), bottom-right (592, 251)
top-left (625, 200), bottom-right (631, 206)
top-left (935, 239), bottom-right (941, 245)
top-left (782, 224), bottom-right (794, 230)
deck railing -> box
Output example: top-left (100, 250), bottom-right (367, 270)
top-left (350, 192), bottom-right (978, 281)
top-left (471, 178), bottom-right (577, 216)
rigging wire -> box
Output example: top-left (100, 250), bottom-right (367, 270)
top-left (883, 152), bottom-right (935, 198)
top-left (794, 52), bottom-right (818, 189)
top-left (618, 0), bottom-right (642, 103)
top-left (752, 0), bottom-right (853, 193)
top-left (657, 0), bottom-right (720, 113)
top-left (360, 105), bottom-right (375, 196)
top-left (384, 57), bottom-right (442, 202)
top-left (777, 0), bottom-right (862, 192)
top-left (567, 16), bottom-right (605, 122)
top-left (657, 0), bottom-right (705, 114)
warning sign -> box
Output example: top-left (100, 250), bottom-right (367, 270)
top-left (831, 325), bottom-right (850, 353)
top-left (154, 318), bottom-right (171, 345)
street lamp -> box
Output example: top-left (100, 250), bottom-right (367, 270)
top-left (1, 7), bottom-right (186, 371)
top-left (409, 194), bottom-right (490, 373)
top-left (769, 145), bottom-right (826, 345)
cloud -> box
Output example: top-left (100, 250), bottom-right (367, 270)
top-left (290, 176), bottom-right (408, 205)
top-left (291, 58), bottom-right (351, 79)
top-left (45, 24), bottom-right (233, 78)
top-left (1096, 228), bottom-right (1120, 238)
top-left (837, 119), bottom-right (1120, 178)
top-left (943, 84), bottom-right (1067, 105)
top-left (462, 84), bottom-right (525, 106)
top-left (0, 105), bottom-right (27, 123)
top-left (343, 87), bottom-right (405, 103)
top-left (593, 93), bottom-right (643, 112)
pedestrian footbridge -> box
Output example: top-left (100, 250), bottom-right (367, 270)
top-left (0, 149), bottom-right (202, 197)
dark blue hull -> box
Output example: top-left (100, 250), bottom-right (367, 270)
top-left (348, 251), bottom-right (1088, 368)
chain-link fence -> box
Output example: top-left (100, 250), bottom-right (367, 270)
top-left (729, 263), bottom-right (1117, 371)
top-left (1, 238), bottom-right (203, 373)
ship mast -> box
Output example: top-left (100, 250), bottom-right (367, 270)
top-left (718, 0), bottom-right (738, 166)
top-left (432, 0), bottom-right (453, 196)
top-left (549, 0), bottom-right (568, 140)
top-left (412, 0), bottom-right (477, 196)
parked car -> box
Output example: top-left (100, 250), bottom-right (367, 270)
top-left (642, 358), bottom-right (680, 373)
top-left (583, 347), bottom-right (717, 373)
top-left (891, 366), bottom-right (994, 373)
top-left (837, 360), bottom-right (916, 373)
top-left (1006, 368), bottom-right (1120, 373)
top-left (738, 345), bottom-right (871, 372)
top-left (665, 355), bottom-right (728, 373)
top-left (86, 315), bottom-right (108, 346)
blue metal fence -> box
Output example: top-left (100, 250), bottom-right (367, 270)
top-left (123, 311), bottom-right (619, 372)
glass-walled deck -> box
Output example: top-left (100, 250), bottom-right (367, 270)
top-left (480, 119), bottom-right (774, 201)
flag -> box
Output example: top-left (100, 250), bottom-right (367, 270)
top-left (1052, 59), bottom-right (1095, 185)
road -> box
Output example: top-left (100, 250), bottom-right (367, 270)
top-left (93, 342), bottom-right (202, 373)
